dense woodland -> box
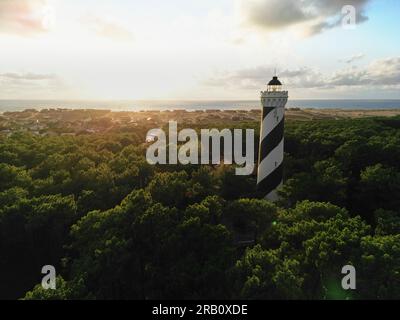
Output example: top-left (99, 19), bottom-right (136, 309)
top-left (1, 115), bottom-right (400, 300)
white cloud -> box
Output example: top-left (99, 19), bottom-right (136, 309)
top-left (339, 53), bottom-right (365, 64)
top-left (203, 66), bottom-right (325, 89)
top-left (0, 72), bottom-right (56, 80)
top-left (203, 57), bottom-right (400, 90)
top-left (331, 57), bottom-right (400, 86)
top-left (0, 0), bottom-right (50, 35)
top-left (237, 0), bottom-right (371, 36)
top-left (81, 15), bottom-right (134, 41)
top-left (0, 72), bottom-right (68, 99)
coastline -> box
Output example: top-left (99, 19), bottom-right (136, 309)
top-left (2, 107), bottom-right (400, 119)
top-left (1, 99), bottom-right (400, 113)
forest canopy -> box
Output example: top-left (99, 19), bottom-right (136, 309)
top-left (1, 115), bottom-right (400, 300)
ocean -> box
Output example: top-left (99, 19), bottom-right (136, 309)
top-left (1, 99), bottom-right (400, 112)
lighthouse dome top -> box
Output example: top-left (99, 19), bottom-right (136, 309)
top-left (268, 76), bottom-right (282, 86)
top-left (262, 75), bottom-right (288, 96)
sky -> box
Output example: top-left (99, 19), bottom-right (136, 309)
top-left (0, 0), bottom-right (399, 100)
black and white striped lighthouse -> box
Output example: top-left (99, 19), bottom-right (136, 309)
top-left (257, 76), bottom-right (288, 201)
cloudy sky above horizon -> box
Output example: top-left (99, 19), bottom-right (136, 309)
top-left (0, 0), bottom-right (399, 100)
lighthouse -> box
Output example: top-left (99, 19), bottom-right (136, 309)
top-left (257, 76), bottom-right (288, 201)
